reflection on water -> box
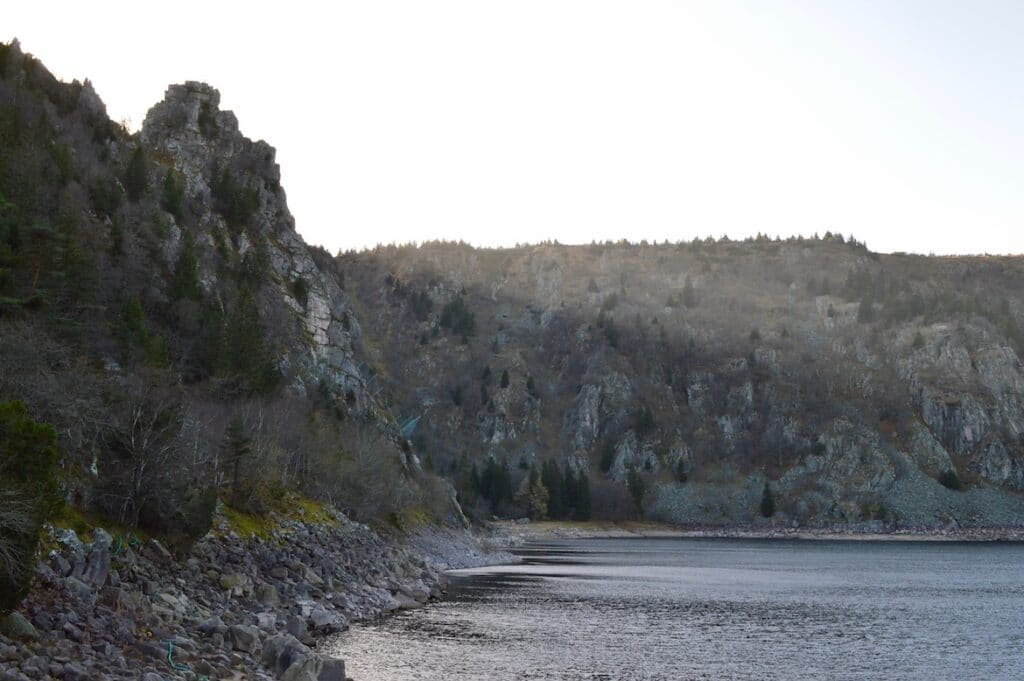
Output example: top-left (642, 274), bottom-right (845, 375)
top-left (325, 538), bottom-right (1024, 680)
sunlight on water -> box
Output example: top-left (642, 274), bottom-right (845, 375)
top-left (325, 538), bottom-right (1024, 680)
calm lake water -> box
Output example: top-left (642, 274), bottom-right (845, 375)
top-left (327, 538), bottom-right (1024, 680)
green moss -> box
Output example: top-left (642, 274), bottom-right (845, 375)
top-left (220, 503), bottom-right (275, 540)
top-left (381, 507), bottom-right (431, 533)
top-left (51, 505), bottom-right (148, 543)
top-left (219, 493), bottom-right (339, 540)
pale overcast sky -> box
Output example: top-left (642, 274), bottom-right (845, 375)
top-left (6, 1), bottom-right (1023, 254)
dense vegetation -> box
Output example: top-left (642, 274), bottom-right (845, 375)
top-left (0, 41), bottom-right (450, 613)
top-left (342, 234), bottom-right (1024, 528)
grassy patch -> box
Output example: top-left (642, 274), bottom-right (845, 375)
top-left (219, 503), bottom-right (277, 540)
top-left (218, 493), bottom-right (339, 540)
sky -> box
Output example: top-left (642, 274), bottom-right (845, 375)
top-left (5, 1), bottom-right (1024, 255)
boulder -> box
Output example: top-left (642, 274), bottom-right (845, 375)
top-left (197, 615), bottom-right (225, 636)
top-left (142, 539), bottom-right (172, 564)
top-left (256, 582), bottom-right (279, 605)
top-left (307, 607), bottom-right (346, 635)
top-left (400, 581), bottom-right (431, 603)
top-left (256, 612), bottom-right (277, 631)
top-left (302, 567), bottom-right (325, 588)
top-left (261, 635), bottom-right (345, 681)
top-left (261, 634), bottom-right (317, 678)
top-left (220, 572), bottom-right (253, 597)
top-left (82, 529), bottom-right (113, 588)
top-left (227, 624), bottom-right (260, 654)
top-left (0, 612), bottom-right (37, 640)
top-left (285, 615), bottom-right (307, 641)
top-left (318, 658), bottom-right (346, 681)
top-left (62, 662), bottom-right (90, 680)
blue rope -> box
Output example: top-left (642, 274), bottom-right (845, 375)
top-left (166, 640), bottom-right (191, 674)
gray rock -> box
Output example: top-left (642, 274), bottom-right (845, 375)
top-left (0, 612), bottom-right (37, 640)
top-left (220, 572), bottom-right (253, 597)
top-left (63, 576), bottom-right (94, 604)
top-left (51, 552), bottom-right (72, 578)
top-left (261, 634), bottom-right (316, 677)
top-left (226, 624), bottom-right (260, 654)
top-left (62, 622), bottom-right (84, 642)
top-left (285, 615), bottom-right (307, 641)
top-left (256, 612), bottom-right (277, 631)
top-left (22, 655), bottom-right (47, 673)
top-left (256, 582), bottom-right (279, 604)
top-left (82, 528), bottom-right (113, 587)
top-left (62, 662), bottom-right (90, 680)
top-left (143, 539), bottom-right (172, 563)
top-left (318, 658), bottom-right (346, 681)
top-left (307, 607), bottom-right (345, 635)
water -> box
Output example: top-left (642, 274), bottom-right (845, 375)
top-left (326, 538), bottom-right (1024, 680)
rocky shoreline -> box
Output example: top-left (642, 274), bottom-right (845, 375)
top-left (0, 507), bottom-right (512, 681)
top-left (493, 519), bottom-right (1024, 543)
top-left (5, 511), bottom-right (1020, 681)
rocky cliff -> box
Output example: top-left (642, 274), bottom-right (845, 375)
top-left (0, 39), bottom-right (455, 539)
top-left (342, 240), bottom-right (1024, 528)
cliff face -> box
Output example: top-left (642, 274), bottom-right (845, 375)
top-left (342, 242), bottom-right (1024, 527)
top-left (3, 39), bottom-right (1024, 532)
top-left (139, 81), bottom-right (368, 408)
top-left (0, 41), bottom-right (454, 536)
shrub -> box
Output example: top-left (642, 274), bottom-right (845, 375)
top-left (89, 175), bottom-right (124, 217)
top-left (675, 459), bottom-right (688, 483)
top-left (0, 401), bottom-right (62, 614)
top-left (117, 295), bottom-right (167, 367)
top-left (477, 458), bottom-right (512, 513)
top-left (210, 163), bottom-right (259, 232)
top-left (161, 169), bottom-right (184, 220)
top-left (633, 405), bottom-right (655, 438)
top-left (938, 470), bottom-right (963, 491)
top-left (626, 466), bottom-right (645, 516)
top-left (221, 416), bottom-right (253, 508)
top-left (124, 146), bottom-right (149, 202)
top-left (541, 459), bottom-right (565, 519)
top-left (291, 276), bottom-right (309, 310)
top-left (599, 440), bottom-right (616, 473)
top-left (526, 375), bottom-right (539, 399)
top-left (219, 290), bottom-right (280, 395)
top-left (171, 233), bottom-right (201, 301)
top-left (760, 482), bottom-right (776, 517)
top-left (198, 101), bottom-right (218, 139)
top-left (439, 296), bottom-right (474, 337)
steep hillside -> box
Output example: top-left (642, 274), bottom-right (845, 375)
top-left (0, 37), bottom-right (458, 588)
top-left (342, 239), bottom-right (1024, 528)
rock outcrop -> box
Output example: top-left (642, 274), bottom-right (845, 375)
top-left (343, 242), bottom-right (1024, 528)
top-left (141, 82), bottom-right (369, 409)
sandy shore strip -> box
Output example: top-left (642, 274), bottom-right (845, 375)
top-left (491, 520), bottom-right (1024, 543)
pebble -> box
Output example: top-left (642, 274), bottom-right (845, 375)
top-left (4, 512), bottom-right (497, 680)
